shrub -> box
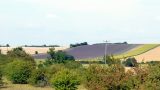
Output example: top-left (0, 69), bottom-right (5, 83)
top-left (35, 51), bottom-right (38, 54)
top-left (64, 61), bottom-right (82, 69)
top-left (47, 48), bottom-right (75, 64)
top-left (28, 68), bottom-right (49, 87)
top-left (0, 68), bottom-right (3, 87)
top-left (43, 59), bottom-right (54, 67)
top-left (85, 64), bottom-right (138, 90)
top-left (47, 64), bottom-right (66, 79)
top-left (123, 57), bottom-right (138, 67)
top-left (0, 54), bottom-right (12, 67)
top-left (50, 69), bottom-right (80, 90)
top-left (85, 65), bottom-right (107, 90)
top-left (53, 50), bottom-right (75, 63)
top-left (103, 55), bottom-right (121, 66)
top-left (5, 60), bottom-right (35, 84)
top-left (147, 61), bottom-right (160, 66)
top-left (144, 64), bottom-right (160, 89)
top-left (7, 47), bottom-right (35, 64)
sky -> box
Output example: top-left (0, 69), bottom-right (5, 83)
top-left (0, 0), bottom-right (160, 46)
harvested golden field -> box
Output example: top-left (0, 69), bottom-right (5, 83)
top-left (135, 46), bottom-right (160, 62)
top-left (0, 47), bottom-right (68, 55)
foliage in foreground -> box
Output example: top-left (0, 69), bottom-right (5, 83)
top-left (103, 55), bottom-right (121, 65)
top-left (85, 64), bottom-right (136, 90)
top-left (0, 68), bottom-right (3, 87)
top-left (2, 48), bottom-right (160, 90)
top-left (0, 54), bottom-right (12, 68)
top-left (7, 47), bottom-right (35, 64)
top-left (28, 68), bottom-right (49, 87)
top-left (50, 69), bottom-right (80, 90)
top-left (5, 60), bottom-right (35, 84)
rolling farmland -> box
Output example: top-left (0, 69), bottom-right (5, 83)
top-left (33, 43), bottom-right (140, 59)
top-left (0, 46), bottom-right (68, 54)
top-left (2, 44), bottom-right (159, 61)
top-left (135, 46), bottom-right (160, 62)
top-left (66, 43), bottom-right (140, 59)
top-left (115, 44), bottom-right (160, 59)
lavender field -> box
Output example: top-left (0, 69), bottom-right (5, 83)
top-left (33, 43), bottom-right (141, 59)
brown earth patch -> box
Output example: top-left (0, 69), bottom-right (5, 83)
top-left (135, 46), bottom-right (160, 63)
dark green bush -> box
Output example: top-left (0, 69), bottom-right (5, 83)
top-left (28, 68), bottom-right (49, 87)
top-left (47, 48), bottom-right (75, 64)
top-left (53, 50), bottom-right (75, 63)
top-left (50, 69), bottom-right (80, 90)
top-left (123, 57), bottom-right (138, 67)
top-left (35, 51), bottom-right (38, 54)
top-left (5, 60), bottom-right (35, 84)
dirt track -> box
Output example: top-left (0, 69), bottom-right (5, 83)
top-left (135, 46), bottom-right (160, 62)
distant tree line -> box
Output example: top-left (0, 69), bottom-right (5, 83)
top-left (114, 41), bottom-right (128, 44)
top-left (0, 44), bottom-right (10, 47)
top-left (24, 45), bottom-right (60, 47)
top-left (70, 42), bottom-right (88, 48)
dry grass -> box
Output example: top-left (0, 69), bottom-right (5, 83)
top-left (0, 46), bottom-right (68, 55)
top-left (1, 84), bottom-right (87, 90)
top-left (1, 84), bottom-right (53, 90)
top-left (135, 46), bottom-right (160, 62)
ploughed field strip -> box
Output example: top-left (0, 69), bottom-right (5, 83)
top-left (115, 44), bottom-right (160, 59)
top-left (135, 45), bottom-right (160, 62)
top-left (32, 43), bottom-right (141, 59)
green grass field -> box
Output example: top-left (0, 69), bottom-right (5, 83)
top-left (114, 44), bottom-right (160, 59)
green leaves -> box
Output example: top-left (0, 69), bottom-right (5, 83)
top-left (47, 48), bottom-right (75, 64)
top-left (28, 68), bottom-right (49, 87)
top-left (50, 69), bottom-right (80, 90)
top-left (5, 60), bottom-right (34, 84)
